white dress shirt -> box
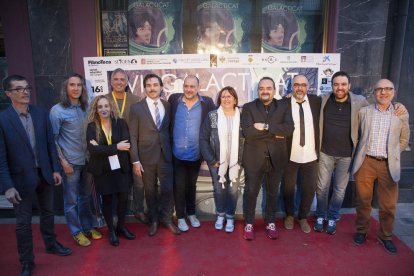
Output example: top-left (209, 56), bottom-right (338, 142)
top-left (290, 95), bottom-right (317, 163)
top-left (146, 97), bottom-right (165, 126)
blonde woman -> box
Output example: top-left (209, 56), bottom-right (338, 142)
top-left (86, 95), bottom-right (135, 246)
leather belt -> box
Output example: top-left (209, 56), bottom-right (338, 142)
top-left (366, 155), bottom-right (387, 161)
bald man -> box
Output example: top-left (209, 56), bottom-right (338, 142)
top-left (352, 79), bottom-right (410, 255)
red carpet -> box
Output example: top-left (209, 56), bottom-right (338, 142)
top-left (1, 215), bottom-right (413, 276)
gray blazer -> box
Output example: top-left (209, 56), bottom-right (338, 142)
top-left (319, 92), bottom-right (369, 156)
top-left (351, 104), bottom-right (410, 182)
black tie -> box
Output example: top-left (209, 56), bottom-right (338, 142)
top-left (297, 101), bottom-right (305, 147)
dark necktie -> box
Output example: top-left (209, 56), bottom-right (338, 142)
top-left (154, 102), bottom-right (161, 129)
top-left (297, 101), bottom-right (305, 147)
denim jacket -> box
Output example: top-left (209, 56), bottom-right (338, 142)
top-left (199, 110), bottom-right (244, 167)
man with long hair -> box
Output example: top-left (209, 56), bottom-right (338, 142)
top-left (49, 73), bottom-right (102, 247)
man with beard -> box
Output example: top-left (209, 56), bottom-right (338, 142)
top-left (314, 71), bottom-right (406, 235)
top-left (241, 76), bottom-right (294, 240)
top-left (281, 75), bottom-right (321, 233)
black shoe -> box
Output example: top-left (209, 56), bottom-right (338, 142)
top-left (164, 223), bottom-right (181, 235)
top-left (134, 212), bottom-right (149, 224)
top-left (117, 227), bottom-right (136, 240)
top-left (377, 237), bottom-right (397, 255)
top-left (20, 262), bottom-right (35, 276)
top-left (46, 241), bottom-right (72, 256)
top-left (353, 233), bottom-right (367, 245)
top-left (109, 230), bottom-right (119, 246)
top-left (148, 222), bottom-right (158, 236)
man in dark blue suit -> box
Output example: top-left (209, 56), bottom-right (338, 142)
top-left (0, 75), bottom-right (72, 276)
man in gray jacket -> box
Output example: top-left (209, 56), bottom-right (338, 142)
top-left (352, 79), bottom-right (410, 255)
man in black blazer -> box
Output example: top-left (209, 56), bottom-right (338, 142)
top-left (168, 75), bottom-right (216, 232)
top-left (281, 75), bottom-right (321, 234)
top-left (0, 75), bottom-right (72, 276)
top-left (241, 77), bottom-right (294, 241)
top-left (129, 73), bottom-right (180, 236)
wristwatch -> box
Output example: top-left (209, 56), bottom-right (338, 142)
top-left (263, 123), bottom-right (269, 131)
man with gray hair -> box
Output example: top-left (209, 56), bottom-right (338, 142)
top-left (109, 68), bottom-right (148, 224)
top-left (352, 79), bottom-right (410, 255)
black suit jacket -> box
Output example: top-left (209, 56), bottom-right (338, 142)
top-left (86, 118), bottom-right (131, 176)
top-left (241, 98), bottom-right (294, 172)
top-left (0, 105), bottom-right (60, 194)
top-left (129, 98), bottom-right (172, 165)
top-left (282, 94), bottom-right (321, 158)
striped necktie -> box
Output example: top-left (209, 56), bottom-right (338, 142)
top-left (154, 101), bottom-right (161, 129)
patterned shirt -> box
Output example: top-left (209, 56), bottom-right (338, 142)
top-left (367, 104), bottom-right (393, 158)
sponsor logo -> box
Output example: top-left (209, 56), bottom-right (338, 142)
top-left (114, 58), bottom-right (138, 65)
top-left (88, 60), bottom-right (111, 65)
top-left (323, 55), bottom-right (331, 62)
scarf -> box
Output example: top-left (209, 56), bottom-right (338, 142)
top-left (217, 106), bottom-right (240, 188)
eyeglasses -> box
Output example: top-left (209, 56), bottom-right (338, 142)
top-left (293, 83), bottom-right (307, 88)
top-left (8, 86), bottom-right (32, 93)
top-left (374, 87), bottom-right (394, 93)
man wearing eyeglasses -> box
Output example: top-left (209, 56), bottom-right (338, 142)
top-left (281, 75), bottom-right (321, 234)
top-left (352, 79), bottom-right (409, 255)
top-left (0, 75), bottom-right (72, 276)
top-left (314, 71), bottom-right (407, 235)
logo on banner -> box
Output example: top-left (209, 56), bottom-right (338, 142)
top-left (323, 56), bottom-right (331, 62)
top-left (262, 56), bottom-right (277, 64)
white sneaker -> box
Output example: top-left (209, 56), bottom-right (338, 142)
top-left (177, 218), bottom-right (189, 232)
top-left (225, 219), bottom-right (234, 233)
top-left (188, 215), bottom-right (201, 228)
top-left (215, 216), bottom-right (225, 230)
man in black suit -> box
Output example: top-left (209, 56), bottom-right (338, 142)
top-left (241, 76), bottom-right (294, 241)
top-left (281, 75), bottom-right (321, 234)
top-left (0, 75), bottom-right (72, 276)
top-left (129, 73), bottom-right (180, 236)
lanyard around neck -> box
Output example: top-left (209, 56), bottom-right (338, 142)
top-left (101, 122), bottom-right (112, 145)
top-left (112, 92), bottom-right (126, 117)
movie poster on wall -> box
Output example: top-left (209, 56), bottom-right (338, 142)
top-left (101, 11), bottom-right (129, 56)
top-left (196, 0), bottom-right (252, 54)
top-left (261, 0), bottom-right (324, 53)
top-left (128, 0), bottom-right (183, 55)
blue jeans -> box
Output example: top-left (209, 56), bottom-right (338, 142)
top-left (316, 152), bottom-right (352, 221)
top-left (63, 165), bottom-right (94, 235)
top-left (208, 165), bottom-right (240, 218)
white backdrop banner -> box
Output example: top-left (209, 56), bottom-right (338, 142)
top-left (83, 53), bottom-right (340, 105)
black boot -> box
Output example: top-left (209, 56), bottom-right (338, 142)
top-left (109, 230), bottom-right (119, 246)
top-left (116, 194), bottom-right (135, 240)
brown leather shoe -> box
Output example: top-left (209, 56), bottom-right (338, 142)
top-left (148, 222), bottom-right (158, 237)
top-left (284, 216), bottom-right (294, 230)
top-left (164, 223), bottom-right (181, 235)
top-left (134, 212), bottom-right (149, 224)
top-left (299, 219), bottom-right (311, 234)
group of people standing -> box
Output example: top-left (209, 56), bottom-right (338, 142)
top-left (0, 68), bottom-right (409, 276)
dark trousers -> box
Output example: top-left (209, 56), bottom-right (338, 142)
top-left (14, 170), bottom-right (56, 265)
top-left (283, 160), bottom-right (318, 219)
top-left (244, 157), bottom-right (283, 224)
top-left (142, 154), bottom-right (174, 224)
top-left (101, 192), bottom-right (128, 231)
top-left (173, 157), bottom-right (201, 219)
top-left (129, 174), bottom-right (145, 213)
